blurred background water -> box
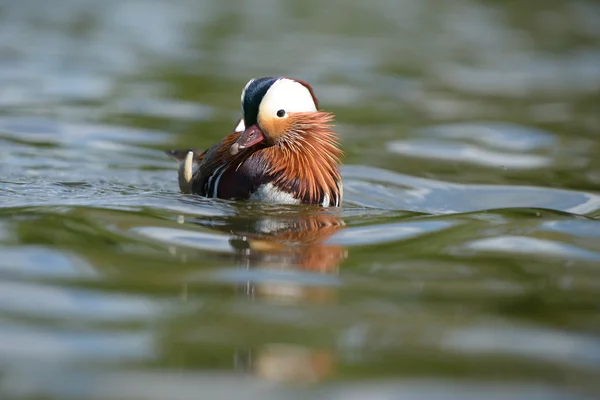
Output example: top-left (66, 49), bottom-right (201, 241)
top-left (0, 0), bottom-right (599, 399)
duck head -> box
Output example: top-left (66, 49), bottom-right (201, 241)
top-left (231, 77), bottom-right (329, 155)
top-left (231, 76), bottom-right (343, 206)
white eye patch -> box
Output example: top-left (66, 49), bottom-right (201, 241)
top-left (259, 78), bottom-right (317, 120)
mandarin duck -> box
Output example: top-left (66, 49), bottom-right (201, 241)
top-left (166, 77), bottom-right (343, 207)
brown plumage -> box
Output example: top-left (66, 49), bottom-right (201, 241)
top-left (257, 111), bottom-right (342, 204)
top-left (166, 77), bottom-right (343, 207)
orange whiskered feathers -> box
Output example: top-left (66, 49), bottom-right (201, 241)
top-left (257, 111), bottom-right (343, 205)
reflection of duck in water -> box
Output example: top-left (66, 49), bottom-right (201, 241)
top-left (229, 211), bottom-right (346, 273)
top-left (166, 76), bottom-right (343, 207)
top-left (190, 210), bottom-right (345, 382)
top-left (169, 210), bottom-right (346, 383)
top-left (217, 210), bottom-right (344, 383)
top-left (235, 344), bottom-right (335, 384)
top-left (193, 210), bottom-right (347, 276)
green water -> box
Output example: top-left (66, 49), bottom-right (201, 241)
top-left (1, 1), bottom-right (599, 399)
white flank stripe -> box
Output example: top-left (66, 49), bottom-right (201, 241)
top-left (206, 164), bottom-right (226, 197)
top-left (211, 165), bottom-right (228, 198)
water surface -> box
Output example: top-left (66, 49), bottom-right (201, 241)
top-left (1, 1), bottom-right (599, 399)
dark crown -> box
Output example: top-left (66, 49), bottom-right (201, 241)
top-left (242, 77), bottom-right (278, 127)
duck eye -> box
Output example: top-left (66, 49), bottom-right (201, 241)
top-left (276, 109), bottom-right (286, 118)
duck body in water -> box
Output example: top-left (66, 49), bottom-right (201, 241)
top-left (166, 77), bottom-right (343, 207)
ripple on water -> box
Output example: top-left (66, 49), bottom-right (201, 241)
top-left (540, 220), bottom-right (600, 238)
top-left (328, 220), bottom-right (458, 246)
top-left (0, 323), bottom-right (152, 364)
top-left (0, 280), bottom-right (160, 321)
top-left (464, 235), bottom-right (600, 262)
top-left (131, 226), bottom-right (234, 253)
top-left (342, 165), bottom-right (600, 215)
top-left (0, 116), bottom-right (170, 146)
top-left (0, 370), bottom-right (583, 400)
top-left (0, 72), bottom-right (112, 106)
top-left (433, 50), bottom-right (600, 96)
top-left (41, 74), bottom-right (113, 102)
top-left (0, 246), bottom-right (97, 278)
top-left (112, 98), bottom-right (215, 121)
top-left (442, 322), bottom-right (600, 369)
top-left (386, 122), bottom-right (555, 169)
